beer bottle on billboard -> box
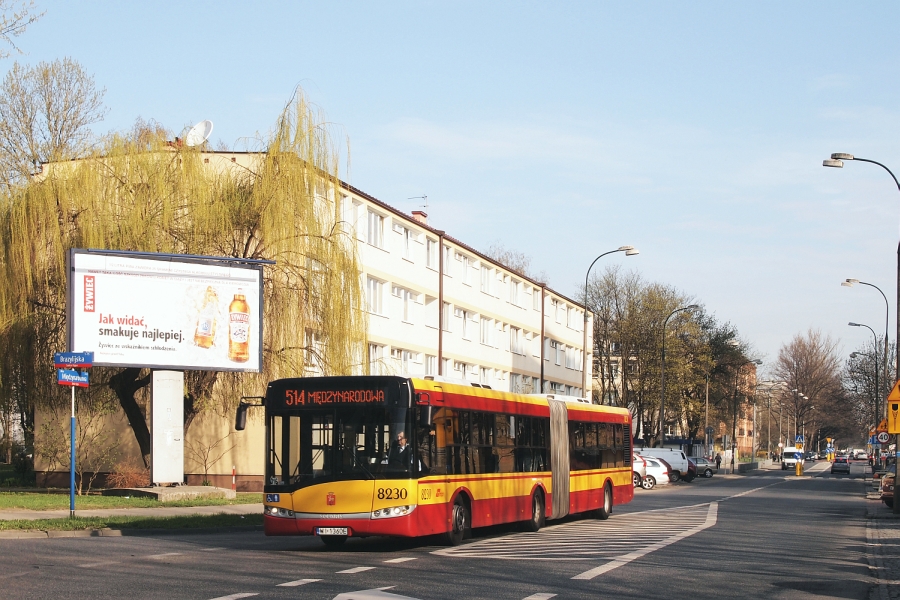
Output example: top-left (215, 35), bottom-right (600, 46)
top-left (228, 289), bottom-right (251, 362)
top-left (193, 286), bottom-right (218, 348)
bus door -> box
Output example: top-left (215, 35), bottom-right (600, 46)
top-left (548, 399), bottom-right (570, 519)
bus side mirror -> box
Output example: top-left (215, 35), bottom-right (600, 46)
top-left (419, 405), bottom-right (433, 428)
top-left (235, 403), bottom-right (249, 431)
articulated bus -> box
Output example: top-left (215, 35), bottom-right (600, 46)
top-left (235, 375), bottom-right (634, 547)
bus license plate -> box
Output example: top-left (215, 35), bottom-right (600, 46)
top-left (317, 527), bottom-right (348, 536)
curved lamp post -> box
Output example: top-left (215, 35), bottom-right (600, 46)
top-left (849, 321), bottom-right (880, 432)
top-left (659, 304), bottom-right (699, 444)
top-left (582, 246), bottom-right (639, 401)
top-left (825, 154), bottom-right (899, 379)
top-left (843, 279), bottom-right (889, 408)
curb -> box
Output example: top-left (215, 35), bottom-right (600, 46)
top-left (0, 524), bottom-right (263, 540)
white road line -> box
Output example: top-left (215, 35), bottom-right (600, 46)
top-left (145, 552), bottom-right (183, 559)
top-left (571, 502), bottom-right (718, 580)
top-left (200, 547), bottom-right (225, 552)
top-left (383, 557), bottom-right (417, 563)
top-left (337, 566), bottom-right (377, 574)
top-left (208, 594), bottom-right (258, 600)
top-left (277, 578), bottom-right (322, 587)
top-left (78, 561), bottom-right (120, 568)
top-left (522, 594), bottom-right (557, 599)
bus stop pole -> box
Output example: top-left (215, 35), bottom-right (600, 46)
top-left (70, 385), bottom-right (75, 518)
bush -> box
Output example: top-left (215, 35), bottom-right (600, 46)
top-left (106, 463), bottom-right (150, 488)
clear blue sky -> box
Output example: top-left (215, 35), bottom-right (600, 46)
top-left (19, 2), bottom-right (900, 372)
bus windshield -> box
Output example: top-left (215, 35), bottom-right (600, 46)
top-left (266, 404), bottom-right (416, 489)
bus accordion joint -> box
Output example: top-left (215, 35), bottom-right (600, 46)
top-left (235, 396), bottom-right (265, 431)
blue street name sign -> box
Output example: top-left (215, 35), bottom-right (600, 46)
top-left (57, 369), bottom-right (89, 387)
top-left (54, 351), bottom-right (94, 369)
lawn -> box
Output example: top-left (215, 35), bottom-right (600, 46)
top-left (0, 512), bottom-right (264, 531)
top-left (0, 491), bottom-right (262, 511)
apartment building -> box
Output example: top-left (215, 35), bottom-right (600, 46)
top-left (342, 183), bottom-right (591, 397)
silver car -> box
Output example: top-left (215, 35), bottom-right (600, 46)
top-left (689, 457), bottom-right (716, 478)
top-left (831, 456), bottom-right (851, 474)
top-left (632, 453), bottom-right (647, 487)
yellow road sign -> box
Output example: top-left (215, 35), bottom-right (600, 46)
top-left (878, 419), bottom-right (889, 433)
top-left (889, 401), bottom-right (900, 435)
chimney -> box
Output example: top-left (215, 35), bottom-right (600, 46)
top-left (412, 211), bottom-right (428, 225)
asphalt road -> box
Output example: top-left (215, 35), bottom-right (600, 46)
top-left (0, 462), bottom-right (875, 600)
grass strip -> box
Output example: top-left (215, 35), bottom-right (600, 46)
top-left (0, 492), bottom-right (262, 511)
top-left (0, 512), bottom-right (264, 531)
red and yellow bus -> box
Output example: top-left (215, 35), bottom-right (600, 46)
top-left (235, 375), bottom-right (634, 547)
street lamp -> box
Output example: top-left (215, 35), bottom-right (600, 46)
top-left (843, 279), bottom-right (889, 412)
top-left (582, 246), bottom-right (639, 401)
top-left (730, 359), bottom-right (762, 473)
top-left (659, 304), bottom-right (699, 445)
top-left (824, 154), bottom-right (900, 379)
top-left (849, 322), bottom-right (879, 433)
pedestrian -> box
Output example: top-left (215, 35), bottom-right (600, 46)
top-left (715, 453), bottom-right (722, 470)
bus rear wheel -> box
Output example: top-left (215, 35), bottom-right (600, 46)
top-left (595, 483), bottom-right (612, 520)
top-left (523, 490), bottom-right (545, 532)
top-left (320, 535), bottom-right (347, 548)
top-left (445, 497), bottom-right (470, 546)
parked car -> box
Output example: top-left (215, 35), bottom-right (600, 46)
top-left (641, 458), bottom-right (670, 490)
top-left (689, 457), bottom-right (715, 478)
top-left (632, 453), bottom-right (647, 488)
top-left (831, 456), bottom-right (851, 474)
top-left (881, 470), bottom-right (895, 508)
top-left (636, 448), bottom-right (695, 482)
top-left (805, 452), bottom-right (817, 461)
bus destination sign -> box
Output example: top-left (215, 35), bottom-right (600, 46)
top-left (284, 388), bottom-right (385, 407)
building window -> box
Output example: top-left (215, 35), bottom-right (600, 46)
top-left (480, 316), bottom-right (492, 345)
top-left (392, 285), bottom-right (416, 322)
top-left (426, 238), bottom-right (438, 269)
top-left (455, 308), bottom-right (473, 340)
top-left (444, 246), bottom-right (452, 277)
top-left (367, 210), bottom-right (384, 248)
top-left (457, 253), bottom-right (472, 285)
top-left (549, 340), bottom-right (563, 366)
top-left (425, 354), bottom-right (437, 376)
top-left (393, 223), bottom-right (415, 260)
top-left (368, 343), bottom-right (384, 375)
top-left (366, 277), bottom-right (383, 314)
top-left (391, 347), bottom-right (415, 373)
top-left (534, 288), bottom-right (541, 311)
top-left (480, 367), bottom-right (490, 386)
top-left (510, 279), bottom-right (520, 306)
top-left (443, 302), bottom-right (452, 332)
top-left (510, 326), bottom-right (523, 355)
top-left (481, 265), bottom-right (492, 295)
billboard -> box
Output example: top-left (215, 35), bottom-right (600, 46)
top-left (68, 250), bottom-right (264, 371)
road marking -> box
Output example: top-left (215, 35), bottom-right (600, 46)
top-left (383, 557), bottom-right (417, 563)
top-left (337, 566), bottom-right (377, 574)
top-left (200, 547), bottom-right (225, 552)
top-left (277, 578), bottom-right (321, 587)
top-left (522, 594), bottom-right (557, 599)
top-left (208, 594), bottom-right (258, 600)
top-left (145, 552), bottom-right (183, 559)
top-left (571, 503), bottom-right (718, 580)
top-left (78, 561), bottom-right (120, 568)
top-left (434, 503), bottom-right (714, 561)
top-left (720, 482), bottom-right (782, 500)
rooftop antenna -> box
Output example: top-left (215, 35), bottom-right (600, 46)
top-left (183, 120), bottom-right (214, 147)
top-left (408, 195), bottom-right (428, 212)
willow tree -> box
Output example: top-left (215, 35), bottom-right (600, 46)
top-left (0, 90), bottom-right (366, 467)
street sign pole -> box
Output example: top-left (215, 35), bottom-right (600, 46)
top-left (70, 385), bottom-right (75, 518)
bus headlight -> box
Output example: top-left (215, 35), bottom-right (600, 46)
top-left (371, 505), bottom-right (416, 519)
top-left (265, 506), bottom-right (295, 518)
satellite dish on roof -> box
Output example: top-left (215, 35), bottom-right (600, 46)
top-left (184, 120), bottom-right (213, 147)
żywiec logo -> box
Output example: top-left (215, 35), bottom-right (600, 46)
top-left (84, 276), bottom-right (95, 312)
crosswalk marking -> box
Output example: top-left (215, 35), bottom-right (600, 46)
top-left (277, 578), bottom-right (322, 587)
top-left (337, 566), bottom-right (377, 574)
top-left (207, 594), bottom-right (258, 600)
top-left (145, 552), bottom-right (183, 559)
top-left (383, 557), bottom-right (417, 563)
top-left (522, 594), bottom-right (557, 599)
top-left (78, 561), bottom-right (120, 568)
top-left (433, 503), bottom-right (716, 563)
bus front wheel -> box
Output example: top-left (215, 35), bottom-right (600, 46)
top-left (446, 497), bottom-right (470, 546)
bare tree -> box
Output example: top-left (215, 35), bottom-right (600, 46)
top-left (0, 57), bottom-right (107, 187)
top-left (0, 1), bottom-right (43, 59)
top-left (774, 329), bottom-right (847, 449)
top-left (482, 241), bottom-right (548, 283)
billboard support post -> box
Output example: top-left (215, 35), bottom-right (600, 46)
top-left (69, 386), bottom-right (75, 518)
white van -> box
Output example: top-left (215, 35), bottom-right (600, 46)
top-left (636, 448), bottom-right (693, 482)
top-left (781, 446), bottom-right (805, 470)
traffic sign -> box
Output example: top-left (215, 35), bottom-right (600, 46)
top-left (57, 369), bottom-right (89, 387)
top-left (890, 402), bottom-right (900, 435)
top-left (795, 435), bottom-right (805, 444)
top-left (877, 431), bottom-right (891, 444)
top-left (793, 452), bottom-right (803, 460)
top-left (54, 351), bottom-right (93, 369)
